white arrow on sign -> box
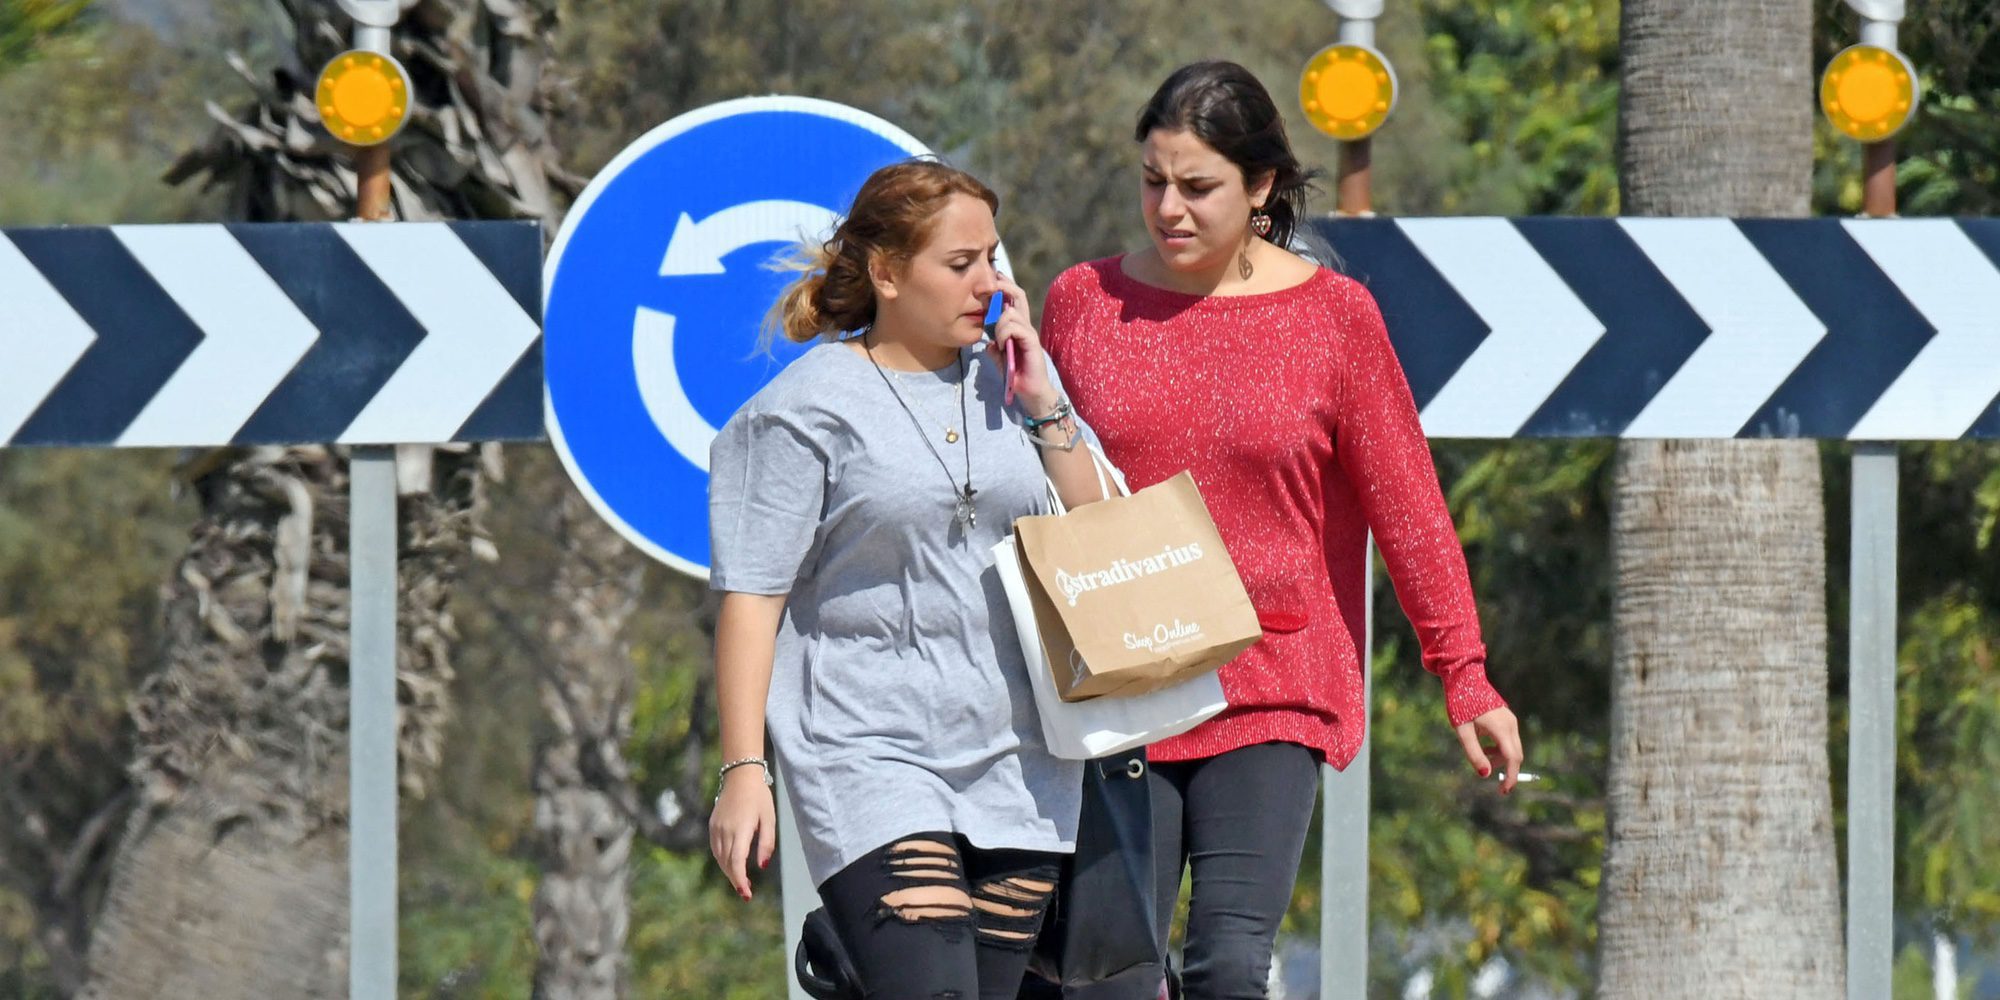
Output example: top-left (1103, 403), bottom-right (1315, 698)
top-left (637, 197), bottom-right (843, 470)
top-left (1400, 218), bottom-right (1606, 438)
top-left (112, 225), bottom-right (321, 447)
top-left (658, 200), bottom-right (840, 277)
top-left (632, 307), bottom-right (718, 472)
top-left (1845, 219), bottom-right (2000, 440)
top-left (0, 233), bottom-right (98, 442)
top-left (1618, 219), bottom-right (1827, 439)
top-left (335, 223), bottom-right (542, 444)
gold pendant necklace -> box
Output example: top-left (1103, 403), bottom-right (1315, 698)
top-left (885, 366), bottom-right (962, 443)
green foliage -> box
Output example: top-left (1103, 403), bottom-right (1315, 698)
top-left (1375, 0), bottom-right (1621, 215)
top-left (627, 851), bottom-right (785, 998)
top-left (0, 449), bottom-right (190, 768)
top-left (1894, 593), bottom-right (2000, 935)
top-left (0, 0), bottom-right (89, 69)
top-left (400, 845), bottom-right (539, 997)
top-left (1892, 444), bottom-right (2000, 941)
top-left (0, 1), bottom-right (279, 226)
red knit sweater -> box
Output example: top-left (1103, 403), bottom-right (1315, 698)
top-left (1041, 257), bottom-right (1507, 768)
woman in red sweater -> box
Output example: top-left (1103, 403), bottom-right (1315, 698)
top-left (1039, 61), bottom-right (1525, 998)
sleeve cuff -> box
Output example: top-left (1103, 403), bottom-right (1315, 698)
top-left (1442, 665), bottom-right (1508, 728)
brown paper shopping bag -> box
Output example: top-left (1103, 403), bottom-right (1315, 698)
top-left (1014, 472), bottom-right (1261, 702)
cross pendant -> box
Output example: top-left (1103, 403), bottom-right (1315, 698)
top-left (955, 486), bottom-right (978, 528)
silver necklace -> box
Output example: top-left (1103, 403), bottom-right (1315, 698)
top-left (864, 333), bottom-right (977, 528)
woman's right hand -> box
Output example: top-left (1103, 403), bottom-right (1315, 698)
top-left (709, 771), bottom-right (778, 900)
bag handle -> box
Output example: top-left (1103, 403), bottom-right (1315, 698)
top-left (1045, 440), bottom-right (1129, 516)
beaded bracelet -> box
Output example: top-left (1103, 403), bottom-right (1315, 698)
top-left (1022, 399), bottom-right (1073, 431)
top-left (718, 756), bottom-right (773, 787)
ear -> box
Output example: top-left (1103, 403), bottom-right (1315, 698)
top-left (867, 252), bottom-right (899, 303)
top-left (1249, 169), bottom-right (1278, 210)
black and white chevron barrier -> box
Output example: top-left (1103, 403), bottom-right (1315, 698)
top-left (1309, 217), bottom-right (2000, 441)
top-left (0, 221), bottom-right (544, 447)
top-left (5, 217), bottom-right (1993, 446)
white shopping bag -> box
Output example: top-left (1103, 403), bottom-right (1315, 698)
top-left (994, 445), bottom-right (1229, 760)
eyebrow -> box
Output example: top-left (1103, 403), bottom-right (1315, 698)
top-left (1141, 164), bottom-right (1218, 183)
top-left (944, 242), bottom-right (1001, 256)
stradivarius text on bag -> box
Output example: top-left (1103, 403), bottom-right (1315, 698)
top-left (1053, 543), bottom-right (1208, 607)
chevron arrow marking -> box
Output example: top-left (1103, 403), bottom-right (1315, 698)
top-left (333, 223), bottom-right (541, 444)
top-left (111, 225), bottom-right (321, 446)
top-left (1617, 219), bottom-right (1827, 438)
top-left (1398, 218), bottom-right (1605, 437)
top-left (0, 233), bottom-right (97, 442)
top-left (1843, 219), bottom-right (2000, 440)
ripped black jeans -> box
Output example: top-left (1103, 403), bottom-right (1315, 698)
top-left (818, 832), bottom-right (1063, 1000)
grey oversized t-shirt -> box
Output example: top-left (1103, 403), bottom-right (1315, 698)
top-left (709, 339), bottom-right (1087, 886)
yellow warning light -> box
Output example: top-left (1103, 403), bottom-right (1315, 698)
top-left (315, 49), bottom-right (412, 147)
top-left (1299, 44), bottom-right (1398, 141)
top-left (1821, 44), bottom-right (1919, 142)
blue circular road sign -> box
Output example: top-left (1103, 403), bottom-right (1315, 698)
top-left (544, 97), bottom-right (1008, 578)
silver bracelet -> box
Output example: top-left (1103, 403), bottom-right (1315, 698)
top-left (717, 756), bottom-right (774, 788)
top-left (1024, 423), bottom-right (1081, 452)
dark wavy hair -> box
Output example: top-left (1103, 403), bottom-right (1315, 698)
top-left (1135, 60), bottom-right (1323, 250)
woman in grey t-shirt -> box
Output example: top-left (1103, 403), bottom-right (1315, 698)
top-left (706, 160), bottom-right (1110, 1000)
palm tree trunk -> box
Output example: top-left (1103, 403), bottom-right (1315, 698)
top-left (531, 493), bottom-right (645, 1000)
top-left (80, 446), bottom-right (491, 999)
top-left (1599, 2), bottom-right (1844, 997)
top-left (1600, 441), bottom-right (1843, 995)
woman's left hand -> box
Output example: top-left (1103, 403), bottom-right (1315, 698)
top-left (984, 275), bottom-right (1060, 416)
top-left (1455, 706), bottom-right (1525, 794)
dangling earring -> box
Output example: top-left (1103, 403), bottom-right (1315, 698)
top-left (1249, 208), bottom-right (1274, 239)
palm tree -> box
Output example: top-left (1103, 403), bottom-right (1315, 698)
top-left (529, 493), bottom-right (645, 1000)
top-left (1596, 2), bottom-right (1845, 996)
top-left (77, 2), bottom-right (573, 996)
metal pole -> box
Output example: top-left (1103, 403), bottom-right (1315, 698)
top-left (356, 146), bottom-right (393, 222)
top-left (1320, 539), bottom-right (1372, 999)
top-left (1846, 18), bottom-right (1899, 988)
top-left (349, 446), bottom-right (399, 1000)
top-left (777, 770), bottom-right (813, 1000)
top-left (1333, 12), bottom-right (1375, 218)
top-left (1325, 8), bottom-right (1377, 983)
top-left (343, 11), bottom-right (400, 997)
top-left (341, 9), bottom-right (402, 994)
top-left (1861, 141), bottom-right (1896, 220)
top-left (1336, 141), bottom-right (1374, 217)
top-left (1857, 17), bottom-right (1898, 222)
top-left (351, 16), bottom-right (394, 221)
top-left (1847, 443), bottom-right (1897, 1000)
